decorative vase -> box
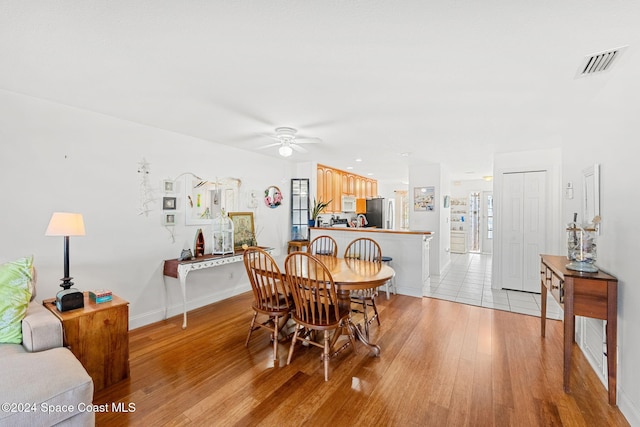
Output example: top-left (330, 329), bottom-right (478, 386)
top-left (309, 219), bottom-right (316, 227)
top-left (566, 223), bottom-right (598, 272)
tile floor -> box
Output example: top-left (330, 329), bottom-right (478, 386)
top-left (425, 252), bottom-right (563, 320)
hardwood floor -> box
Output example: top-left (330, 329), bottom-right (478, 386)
top-left (94, 292), bottom-right (629, 426)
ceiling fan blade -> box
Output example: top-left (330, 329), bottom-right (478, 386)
top-left (302, 119), bottom-right (341, 129)
top-left (257, 142), bottom-right (281, 150)
top-left (295, 136), bottom-right (322, 144)
top-left (228, 132), bottom-right (280, 144)
top-left (214, 101), bottom-right (275, 127)
top-left (291, 144), bottom-right (308, 153)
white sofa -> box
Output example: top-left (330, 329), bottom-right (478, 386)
top-left (0, 302), bottom-right (94, 426)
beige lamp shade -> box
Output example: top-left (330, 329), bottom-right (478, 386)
top-left (45, 212), bottom-right (86, 236)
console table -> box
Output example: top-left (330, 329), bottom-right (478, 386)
top-left (163, 248), bottom-right (273, 329)
top-left (540, 254), bottom-right (618, 405)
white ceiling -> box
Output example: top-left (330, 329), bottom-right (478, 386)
top-left (1, 1), bottom-right (638, 183)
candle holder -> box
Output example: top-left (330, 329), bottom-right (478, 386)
top-left (212, 211), bottom-right (234, 255)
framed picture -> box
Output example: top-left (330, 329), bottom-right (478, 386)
top-left (162, 179), bottom-right (175, 193)
top-left (414, 186), bottom-right (435, 211)
top-left (229, 212), bottom-right (256, 250)
top-left (162, 212), bottom-right (176, 226)
top-left (163, 196), bottom-right (177, 210)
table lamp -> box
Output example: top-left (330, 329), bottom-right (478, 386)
top-left (45, 212), bottom-right (86, 311)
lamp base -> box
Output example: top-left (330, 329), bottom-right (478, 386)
top-left (566, 261), bottom-right (599, 273)
top-left (56, 288), bottom-right (84, 312)
top-left (59, 277), bottom-right (74, 290)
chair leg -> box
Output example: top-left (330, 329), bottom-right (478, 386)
top-left (323, 331), bottom-right (330, 381)
top-left (245, 311), bottom-right (258, 347)
top-left (370, 297), bottom-right (380, 326)
top-left (360, 297), bottom-right (369, 335)
top-left (344, 322), bottom-right (357, 355)
top-left (272, 315), bottom-right (279, 364)
top-left (287, 324), bottom-right (300, 365)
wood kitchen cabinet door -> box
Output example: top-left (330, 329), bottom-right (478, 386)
top-left (333, 170), bottom-right (342, 212)
top-left (324, 167), bottom-right (335, 212)
top-left (355, 176), bottom-right (364, 198)
top-left (317, 166), bottom-right (326, 205)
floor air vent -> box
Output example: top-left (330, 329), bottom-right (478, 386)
top-left (576, 46), bottom-right (628, 78)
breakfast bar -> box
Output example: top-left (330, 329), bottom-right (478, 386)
top-left (309, 227), bottom-right (433, 297)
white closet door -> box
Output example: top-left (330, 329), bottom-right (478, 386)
top-left (523, 171), bottom-right (546, 292)
top-left (500, 171), bottom-right (547, 292)
top-left (501, 173), bottom-right (525, 290)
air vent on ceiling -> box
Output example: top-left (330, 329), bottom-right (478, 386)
top-left (576, 46), bottom-right (628, 78)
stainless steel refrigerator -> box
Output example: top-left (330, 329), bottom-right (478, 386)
top-left (366, 198), bottom-right (394, 229)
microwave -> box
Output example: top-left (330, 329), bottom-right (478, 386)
top-left (341, 195), bottom-right (356, 212)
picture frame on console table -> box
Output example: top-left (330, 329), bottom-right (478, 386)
top-left (229, 212), bottom-right (256, 250)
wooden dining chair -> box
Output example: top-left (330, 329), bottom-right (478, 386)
top-left (243, 247), bottom-right (293, 365)
top-left (284, 252), bottom-right (355, 381)
top-left (307, 235), bottom-right (338, 257)
top-left (344, 237), bottom-right (382, 340)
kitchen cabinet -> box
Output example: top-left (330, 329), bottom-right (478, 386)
top-left (317, 164), bottom-right (377, 213)
top-left (317, 165), bottom-right (342, 212)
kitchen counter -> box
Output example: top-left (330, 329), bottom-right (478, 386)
top-left (310, 228), bottom-right (433, 298)
top-left (313, 227), bottom-right (433, 236)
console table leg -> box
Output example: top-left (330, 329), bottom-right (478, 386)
top-left (563, 278), bottom-right (575, 393)
top-left (179, 273), bottom-right (188, 329)
top-left (540, 280), bottom-right (547, 337)
top-left (607, 280), bottom-right (618, 405)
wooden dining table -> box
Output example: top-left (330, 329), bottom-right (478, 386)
top-left (297, 254), bottom-right (395, 356)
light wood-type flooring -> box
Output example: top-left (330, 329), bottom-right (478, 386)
top-left (94, 292), bottom-right (629, 426)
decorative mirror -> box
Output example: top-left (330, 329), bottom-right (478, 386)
top-left (582, 163), bottom-right (600, 233)
top-left (185, 177), bottom-right (241, 225)
top-left (264, 185), bottom-right (283, 209)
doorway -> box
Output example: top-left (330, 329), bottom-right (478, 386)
top-left (482, 191), bottom-right (493, 254)
top-left (469, 192), bottom-right (480, 252)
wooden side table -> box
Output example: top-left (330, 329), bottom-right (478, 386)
top-left (540, 254), bottom-right (618, 405)
top-left (287, 240), bottom-right (309, 253)
top-left (43, 292), bottom-right (130, 393)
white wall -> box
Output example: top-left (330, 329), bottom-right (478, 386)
top-left (559, 74), bottom-right (640, 423)
top-left (408, 162), bottom-right (449, 275)
top-left (0, 90), bottom-right (292, 329)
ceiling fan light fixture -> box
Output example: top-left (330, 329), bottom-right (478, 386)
top-left (278, 144), bottom-right (293, 157)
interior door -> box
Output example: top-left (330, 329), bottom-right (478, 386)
top-left (500, 173), bottom-right (524, 289)
top-left (500, 171), bottom-right (546, 292)
top-left (522, 171), bottom-right (546, 292)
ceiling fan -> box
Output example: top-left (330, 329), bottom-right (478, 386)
top-left (258, 127), bottom-right (321, 157)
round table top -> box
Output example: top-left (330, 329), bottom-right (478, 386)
top-left (311, 255), bottom-right (395, 291)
